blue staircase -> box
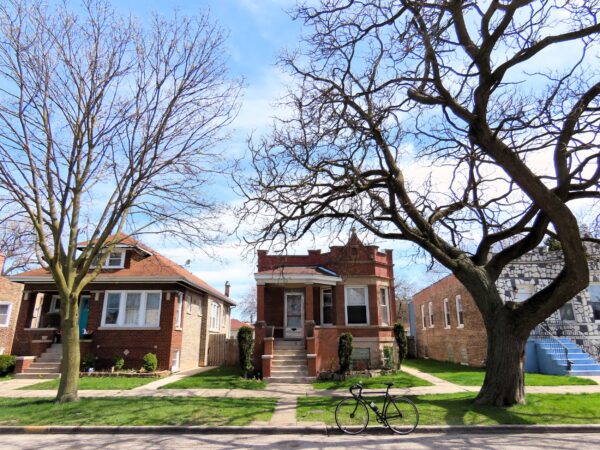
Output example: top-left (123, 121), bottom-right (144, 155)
top-left (529, 337), bottom-right (600, 376)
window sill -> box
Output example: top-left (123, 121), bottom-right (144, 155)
top-left (175, 327), bottom-right (183, 331)
top-left (444, 326), bottom-right (451, 329)
top-left (345, 323), bottom-right (370, 326)
top-left (457, 324), bottom-right (464, 328)
top-left (97, 326), bottom-right (161, 331)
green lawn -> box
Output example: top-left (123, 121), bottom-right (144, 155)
top-left (0, 373), bottom-right (14, 382)
top-left (161, 366), bottom-right (267, 390)
top-left (297, 393), bottom-right (600, 426)
top-left (0, 397), bottom-right (276, 426)
top-left (403, 358), bottom-right (597, 386)
top-left (21, 376), bottom-right (158, 390)
top-left (312, 370), bottom-right (432, 390)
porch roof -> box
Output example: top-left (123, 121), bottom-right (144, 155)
top-left (255, 266), bottom-right (342, 286)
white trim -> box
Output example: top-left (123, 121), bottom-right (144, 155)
top-left (421, 304), bottom-right (426, 329)
top-left (97, 327), bottom-right (160, 331)
top-left (443, 298), bottom-right (451, 329)
top-left (171, 349), bottom-right (180, 372)
top-left (175, 292), bottom-right (183, 328)
top-left (320, 287), bottom-right (333, 325)
top-left (344, 285), bottom-right (370, 326)
top-left (90, 249), bottom-right (126, 269)
top-left (255, 273), bottom-right (342, 286)
top-left (455, 295), bottom-right (464, 327)
top-left (379, 286), bottom-right (390, 326)
top-left (306, 353), bottom-right (317, 358)
top-left (209, 300), bottom-right (222, 332)
top-left (100, 290), bottom-right (162, 328)
top-left (0, 302), bottom-right (12, 327)
top-left (49, 295), bottom-right (60, 313)
top-left (428, 301), bottom-right (434, 328)
top-left (261, 354), bottom-right (274, 359)
top-left (284, 291), bottom-right (304, 339)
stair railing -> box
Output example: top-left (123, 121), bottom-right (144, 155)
top-left (531, 321), bottom-right (572, 371)
top-left (541, 318), bottom-right (600, 363)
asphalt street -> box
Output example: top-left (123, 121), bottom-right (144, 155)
top-left (2, 432), bottom-right (599, 450)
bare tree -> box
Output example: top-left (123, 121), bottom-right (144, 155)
top-left (0, 216), bottom-right (41, 275)
top-left (238, 287), bottom-right (257, 323)
top-left (0, 0), bottom-right (240, 402)
top-left (238, 1), bottom-right (600, 406)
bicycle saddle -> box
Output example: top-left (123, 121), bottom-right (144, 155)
top-left (384, 382), bottom-right (394, 387)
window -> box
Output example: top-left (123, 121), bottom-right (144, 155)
top-left (172, 349), bottom-right (180, 372)
top-left (379, 287), bottom-right (390, 326)
top-left (101, 291), bottom-right (162, 327)
top-left (428, 302), bottom-right (434, 327)
top-left (421, 304), bottom-right (426, 329)
top-left (175, 293), bottom-right (183, 328)
top-left (443, 298), bottom-right (451, 328)
top-left (456, 295), bottom-right (464, 327)
top-left (210, 301), bottom-right (221, 331)
top-left (186, 295), bottom-right (193, 314)
top-left (345, 286), bottom-right (369, 325)
top-left (49, 295), bottom-right (61, 313)
top-left (321, 288), bottom-right (333, 325)
top-left (91, 250), bottom-right (125, 269)
top-left (589, 285), bottom-right (600, 322)
top-left (559, 302), bottom-right (575, 321)
top-left (514, 284), bottom-right (534, 302)
top-left (0, 303), bottom-right (11, 327)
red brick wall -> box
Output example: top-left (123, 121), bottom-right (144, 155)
top-left (0, 274), bottom-right (23, 355)
top-left (413, 275), bottom-right (487, 367)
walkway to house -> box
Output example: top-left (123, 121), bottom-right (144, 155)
top-left (3, 367), bottom-right (600, 426)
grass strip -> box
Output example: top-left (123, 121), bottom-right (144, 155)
top-left (161, 366), bottom-right (266, 390)
top-left (312, 370), bottom-right (432, 390)
top-left (21, 376), bottom-right (157, 391)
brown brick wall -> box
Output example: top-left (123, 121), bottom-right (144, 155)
top-left (0, 275), bottom-right (23, 355)
top-left (413, 275), bottom-right (487, 367)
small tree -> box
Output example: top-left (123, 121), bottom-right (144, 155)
top-left (393, 323), bottom-right (408, 370)
top-left (338, 332), bottom-right (353, 374)
top-left (143, 353), bottom-right (158, 372)
top-left (237, 326), bottom-right (254, 378)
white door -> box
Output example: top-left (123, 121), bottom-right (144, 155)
top-left (284, 292), bottom-right (304, 339)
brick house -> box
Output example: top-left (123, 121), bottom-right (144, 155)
top-left (0, 254), bottom-right (23, 356)
top-left (412, 245), bottom-right (600, 371)
top-left (254, 232), bottom-right (396, 382)
top-left (9, 236), bottom-right (234, 375)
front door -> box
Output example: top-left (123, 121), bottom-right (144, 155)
top-left (284, 291), bottom-right (304, 339)
top-left (79, 295), bottom-right (90, 336)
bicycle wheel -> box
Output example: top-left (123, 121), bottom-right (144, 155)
top-left (383, 396), bottom-right (419, 434)
top-left (335, 397), bottom-right (369, 434)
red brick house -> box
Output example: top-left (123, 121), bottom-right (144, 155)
top-left (10, 236), bottom-right (234, 376)
top-left (0, 254), bottom-right (23, 356)
top-left (254, 233), bottom-right (396, 382)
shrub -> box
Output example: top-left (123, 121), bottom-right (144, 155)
top-left (143, 353), bottom-right (158, 372)
top-left (383, 346), bottom-right (394, 370)
top-left (338, 332), bottom-right (353, 374)
top-left (81, 353), bottom-right (95, 372)
top-left (393, 322), bottom-right (408, 369)
top-left (237, 326), bottom-right (254, 378)
top-left (0, 355), bottom-right (16, 374)
top-left (113, 356), bottom-right (125, 371)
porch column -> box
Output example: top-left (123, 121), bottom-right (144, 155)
top-left (304, 285), bottom-right (314, 322)
top-left (256, 284), bottom-right (265, 322)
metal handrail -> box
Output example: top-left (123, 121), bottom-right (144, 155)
top-left (531, 321), bottom-right (572, 371)
top-left (540, 318), bottom-right (600, 362)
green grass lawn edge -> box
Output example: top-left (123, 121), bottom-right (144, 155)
top-left (161, 366), bottom-right (267, 390)
top-left (20, 376), bottom-right (157, 390)
top-left (312, 369), bottom-right (432, 390)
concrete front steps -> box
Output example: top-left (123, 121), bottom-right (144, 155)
top-left (532, 338), bottom-right (600, 376)
top-left (268, 339), bottom-right (315, 384)
top-left (15, 343), bottom-right (62, 379)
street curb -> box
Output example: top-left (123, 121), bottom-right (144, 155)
top-left (0, 424), bottom-right (599, 435)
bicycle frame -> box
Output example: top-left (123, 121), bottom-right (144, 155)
top-left (349, 383), bottom-right (393, 424)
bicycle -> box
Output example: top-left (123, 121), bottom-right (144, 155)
top-left (334, 382), bottom-right (419, 435)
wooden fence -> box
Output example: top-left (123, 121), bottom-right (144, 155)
top-left (207, 334), bottom-right (238, 366)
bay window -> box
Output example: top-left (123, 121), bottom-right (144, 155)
top-left (345, 286), bottom-right (369, 325)
top-left (101, 291), bottom-right (162, 327)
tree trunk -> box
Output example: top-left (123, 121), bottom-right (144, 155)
top-left (56, 295), bottom-right (80, 403)
top-left (475, 313), bottom-right (528, 406)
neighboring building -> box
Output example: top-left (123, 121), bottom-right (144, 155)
top-left (230, 318), bottom-right (253, 339)
top-left (254, 232), bottom-right (396, 381)
top-left (413, 245), bottom-right (600, 372)
top-left (0, 254), bottom-right (23, 355)
top-left (10, 235), bottom-right (234, 375)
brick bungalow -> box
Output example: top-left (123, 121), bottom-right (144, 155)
top-left (254, 232), bottom-right (396, 381)
top-left (0, 254), bottom-right (23, 356)
top-left (412, 245), bottom-right (600, 368)
top-left (10, 236), bottom-right (234, 374)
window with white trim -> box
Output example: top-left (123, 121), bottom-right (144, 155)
top-left (0, 302), bottom-right (11, 327)
top-left (101, 291), bottom-right (161, 327)
top-left (210, 301), bottom-right (221, 331)
top-left (559, 302), bottom-right (575, 321)
top-left (421, 304), bottom-right (426, 329)
top-left (186, 295), bottom-right (192, 314)
top-left (379, 287), bottom-right (390, 326)
top-left (345, 286), bottom-right (369, 325)
top-left (172, 349), bottom-right (180, 372)
top-left (456, 295), bottom-right (464, 327)
top-left (428, 302), bottom-right (434, 327)
top-left (514, 284), bottom-right (534, 302)
top-left (321, 288), bottom-right (333, 325)
top-left (91, 250), bottom-right (126, 269)
top-left (175, 293), bottom-right (183, 328)
top-left (443, 298), bottom-right (451, 328)
top-left (49, 295), bottom-right (60, 313)
top-left (590, 285), bottom-right (600, 322)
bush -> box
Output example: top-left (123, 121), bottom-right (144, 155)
top-left (338, 332), bottom-right (353, 374)
top-left (143, 353), bottom-right (158, 372)
top-left (0, 355), bottom-right (16, 374)
top-left (81, 353), bottom-right (95, 372)
top-left (393, 322), bottom-right (408, 369)
top-left (237, 326), bottom-right (254, 378)
top-left (113, 356), bottom-right (125, 371)
top-left (383, 346), bottom-right (394, 370)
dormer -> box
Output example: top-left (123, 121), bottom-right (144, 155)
top-left (78, 234), bottom-right (153, 271)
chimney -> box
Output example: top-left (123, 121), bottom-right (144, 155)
top-left (224, 281), bottom-right (230, 297)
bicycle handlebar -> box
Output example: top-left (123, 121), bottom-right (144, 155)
top-left (349, 383), bottom-right (363, 396)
